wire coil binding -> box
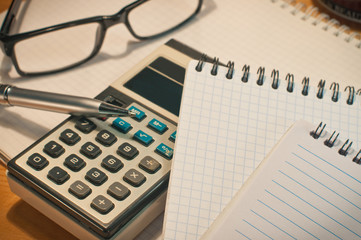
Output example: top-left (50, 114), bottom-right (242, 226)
top-left (194, 54), bottom-right (360, 105)
top-left (310, 122), bottom-right (360, 162)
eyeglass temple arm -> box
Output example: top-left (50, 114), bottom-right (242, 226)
top-left (0, 0), bottom-right (22, 34)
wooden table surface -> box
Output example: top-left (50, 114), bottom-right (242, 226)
top-left (0, 1), bottom-right (360, 240)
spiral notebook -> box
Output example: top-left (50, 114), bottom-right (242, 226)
top-left (201, 120), bottom-right (361, 239)
top-left (163, 59), bottom-right (361, 239)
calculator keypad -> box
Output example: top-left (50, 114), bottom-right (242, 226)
top-left (12, 102), bottom-right (176, 226)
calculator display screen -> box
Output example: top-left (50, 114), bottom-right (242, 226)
top-left (124, 57), bottom-right (185, 116)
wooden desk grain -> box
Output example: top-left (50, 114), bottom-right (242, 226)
top-left (0, 1), bottom-right (360, 240)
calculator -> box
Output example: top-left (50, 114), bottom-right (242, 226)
top-left (6, 39), bottom-right (205, 239)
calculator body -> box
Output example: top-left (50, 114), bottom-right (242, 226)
top-left (7, 39), bottom-right (203, 239)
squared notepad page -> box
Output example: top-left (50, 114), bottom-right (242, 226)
top-left (163, 61), bottom-right (361, 239)
top-left (201, 120), bottom-right (361, 239)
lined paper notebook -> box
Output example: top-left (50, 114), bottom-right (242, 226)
top-left (163, 60), bottom-right (361, 239)
top-left (201, 120), bottom-right (361, 239)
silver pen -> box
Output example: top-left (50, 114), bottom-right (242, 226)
top-left (0, 84), bottom-right (135, 117)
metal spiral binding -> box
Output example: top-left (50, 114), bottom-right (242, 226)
top-left (271, 0), bottom-right (361, 49)
top-left (330, 82), bottom-right (340, 102)
top-left (226, 61), bottom-right (235, 79)
top-left (324, 130), bottom-right (339, 147)
top-left (271, 69), bottom-right (280, 89)
top-left (285, 73), bottom-right (294, 93)
top-left (310, 122), bottom-right (326, 139)
top-left (317, 79), bottom-right (326, 99)
top-left (195, 53), bottom-right (207, 72)
top-left (345, 86), bottom-right (355, 105)
top-left (257, 67), bottom-right (265, 86)
top-left (195, 55), bottom-right (360, 105)
top-left (302, 77), bottom-right (309, 96)
top-left (311, 122), bottom-right (360, 161)
top-left (242, 65), bottom-right (250, 82)
top-left (211, 57), bottom-right (219, 76)
top-left (339, 139), bottom-right (353, 156)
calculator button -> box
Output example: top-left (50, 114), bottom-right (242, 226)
top-left (86, 168), bottom-right (108, 186)
top-left (117, 142), bottom-right (139, 160)
top-left (128, 106), bottom-right (146, 121)
top-left (123, 169), bottom-right (146, 187)
top-left (75, 118), bottom-right (96, 133)
top-left (139, 156), bottom-right (161, 174)
top-left (101, 155), bottom-right (123, 173)
top-left (64, 154), bottom-right (86, 172)
top-left (91, 195), bottom-right (114, 214)
top-left (69, 180), bottom-right (92, 199)
top-left (169, 131), bottom-right (176, 142)
top-left (133, 130), bottom-right (154, 146)
top-left (156, 143), bottom-right (173, 159)
top-left (59, 129), bottom-right (80, 145)
top-left (27, 153), bottom-right (48, 170)
top-left (43, 141), bottom-right (65, 158)
top-left (112, 118), bottom-right (132, 133)
top-left (96, 130), bottom-right (117, 146)
top-left (107, 182), bottom-right (130, 201)
top-left (80, 142), bottom-right (102, 159)
top-left (148, 118), bottom-right (168, 134)
top-left (48, 167), bottom-right (70, 184)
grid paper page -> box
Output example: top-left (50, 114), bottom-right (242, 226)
top-left (163, 61), bottom-right (361, 239)
top-left (202, 120), bottom-right (361, 239)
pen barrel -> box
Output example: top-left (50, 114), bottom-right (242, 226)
top-left (5, 87), bottom-right (101, 115)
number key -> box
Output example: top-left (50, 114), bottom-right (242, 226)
top-left (75, 118), bottom-right (96, 133)
top-left (117, 142), bottom-right (138, 160)
top-left (44, 141), bottom-right (65, 158)
top-left (59, 129), bottom-right (80, 145)
top-left (80, 142), bottom-right (102, 159)
top-left (101, 155), bottom-right (123, 173)
top-left (27, 153), bottom-right (48, 170)
top-left (96, 130), bottom-right (117, 146)
top-left (86, 168), bottom-right (108, 186)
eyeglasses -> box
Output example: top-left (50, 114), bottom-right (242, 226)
top-left (0, 0), bottom-right (202, 76)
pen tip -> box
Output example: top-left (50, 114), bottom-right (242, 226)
top-left (128, 109), bottom-right (136, 117)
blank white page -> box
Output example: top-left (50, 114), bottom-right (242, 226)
top-left (163, 61), bottom-right (361, 239)
top-left (202, 120), bottom-right (361, 239)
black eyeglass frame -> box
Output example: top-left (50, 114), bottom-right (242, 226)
top-left (0, 0), bottom-right (203, 76)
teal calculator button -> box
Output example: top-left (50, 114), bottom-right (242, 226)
top-left (156, 143), bottom-right (173, 159)
top-left (112, 118), bottom-right (132, 133)
top-left (134, 130), bottom-right (153, 146)
top-left (148, 118), bottom-right (168, 134)
top-left (169, 131), bottom-right (176, 142)
top-left (129, 106), bottom-right (146, 121)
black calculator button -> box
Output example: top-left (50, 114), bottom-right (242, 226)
top-left (48, 167), bottom-right (70, 184)
top-left (91, 195), bottom-right (114, 214)
top-left (75, 118), bottom-right (96, 133)
top-left (43, 141), bottom-right (65, 158)
top-left (107, 182), bottom-right (130, 201)
top-left (69, 180), bottom-right (92, 199)
top-left (27, 153), bottom-right (49, 170)
top-left (123, 169), bottom-right (146, 187)
top-left (59, 129), bottom-right (80, 145)
top-left (139, 156), bottom-right (161, 174)
top-left (86, 168), bottom-right (108, 186)
top-left (80, 142), bottom-right (102, 159)
top-left (96, 130), bottom-right (117, 147)
top-left (64, 154), bottom-right (86, 172)
top-left (117, 142), bottom-right (139, 160)
top-left (101, 155), bottom-right (123, 173)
